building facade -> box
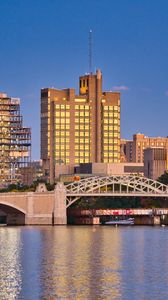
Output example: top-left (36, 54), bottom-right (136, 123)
top-left (123, 133), bottom-right (168, 165)
top-left (144, 148), bottom-right (167, 180)
top-left (41, 70), bottom-right (120, 182)
top-left (0, 93), bottom-right (31, 185)
top-left (20, 160), bottom-right (43, 186)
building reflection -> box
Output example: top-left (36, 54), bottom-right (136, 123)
top-left (0, 228), bottom-right (22, 299)
top-left (39, 226), bottom-right (122, 299)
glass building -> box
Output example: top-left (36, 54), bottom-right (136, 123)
top-left (0, 93), bottom-right (31, 185)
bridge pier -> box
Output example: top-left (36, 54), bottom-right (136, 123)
top-left (54, 182), bottom-right (67, 225)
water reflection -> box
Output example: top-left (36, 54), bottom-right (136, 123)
top-left (1, 226), bottom-right (168, 299)
top-left (0, 228), bottom-right (22, 300)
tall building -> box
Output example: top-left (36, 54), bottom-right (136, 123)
top-left (0, 93), bottom-right (31, 185)
top-left (144, 148), bottom-right (167, 180)
top-left (123, 133), bottom-right (168, 165)
top-left (41, 70), bottom-right (120, 182)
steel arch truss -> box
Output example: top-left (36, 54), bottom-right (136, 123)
top-left (66, 175), bottom-right (168, 207)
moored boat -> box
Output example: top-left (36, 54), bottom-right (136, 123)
top-left (104, 218), bottom-right (134, 225)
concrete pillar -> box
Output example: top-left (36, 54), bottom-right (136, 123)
top-left (25, 192), bottom-right (34, 225)
top-left (54, 182), bottom-right (67, 225)
top-left (153, 216), bottom-right (160, 225)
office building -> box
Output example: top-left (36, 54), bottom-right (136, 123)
top-left (144, 148), bottom-right (167, 180)
top-left (0, 93), bottom-right (31, 185)
top-left (41, 70), bottom-right (120, 182)
top-left (123, 133), bottom-right (168, 165)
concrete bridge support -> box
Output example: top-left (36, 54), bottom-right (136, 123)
top-left (54, 182), bottom-right (67, 225)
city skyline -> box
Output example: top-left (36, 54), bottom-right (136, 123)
top-left (1, 0), bottom-right (168, 159)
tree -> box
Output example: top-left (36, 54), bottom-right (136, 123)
top-left (157, 171), bottom-right (168, 185)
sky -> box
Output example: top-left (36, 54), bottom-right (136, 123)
top-left (0, 0), bottom-right (168, 159)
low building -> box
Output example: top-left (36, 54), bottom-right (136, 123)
top-left (57, 162), bottom-right (144, 182)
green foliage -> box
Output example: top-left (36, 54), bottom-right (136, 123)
top-left (157, 171), bottom-right (168, 185)
top-left (71, 196), bottom-right (142, 209)
top-left (71, 195), bottom-right (168, 209)
top-left (0, 180), bottom-right (55, 193)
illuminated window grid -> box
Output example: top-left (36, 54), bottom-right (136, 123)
top-left (54, 127), bottom-right (70, 164)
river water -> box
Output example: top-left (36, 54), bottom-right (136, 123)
top-left (0, 226), bottom-right (168, 300)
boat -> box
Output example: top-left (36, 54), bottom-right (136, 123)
top-left (104, 218), bottom-right (134, 226)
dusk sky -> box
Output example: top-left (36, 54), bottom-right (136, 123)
top-left (0, 0), bottom-right (168, 159)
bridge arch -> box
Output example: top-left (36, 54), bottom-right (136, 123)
top-left (0, 201), bottom-right (26, 225)
top-left (0, 201), bottom-right (27, 215)
top-left (66, 175), bottom-right (168, 207)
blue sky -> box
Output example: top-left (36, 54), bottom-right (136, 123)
top-left (0, 0), bottom-right (168, 159)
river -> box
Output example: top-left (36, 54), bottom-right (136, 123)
top-left (0, 226), bottom-right (168, 300)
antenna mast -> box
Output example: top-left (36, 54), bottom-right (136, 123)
top-left (89, 29), bottom-right (92, 74)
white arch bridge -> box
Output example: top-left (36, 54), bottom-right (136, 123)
top-left (65, 175), bottom-right (168, 207)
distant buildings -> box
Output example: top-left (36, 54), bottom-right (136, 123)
top-left (122, 133), bottom-right (168, 165)
top-left (41, 70), bottom-right (121, 183)
top-left (20, 160), bottom-right (43, 186)
top-left (0, 93), bottom-right (31, 185)
top-left (144, 148), bottom-right (167, 180)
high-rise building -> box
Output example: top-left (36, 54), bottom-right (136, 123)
top-left (0, 93), bottom-right (31, 185)
top-left (41, 70), bottom-right (120, 182)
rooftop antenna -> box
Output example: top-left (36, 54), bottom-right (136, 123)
top-left (89, 29), bottom-right (92, 74)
